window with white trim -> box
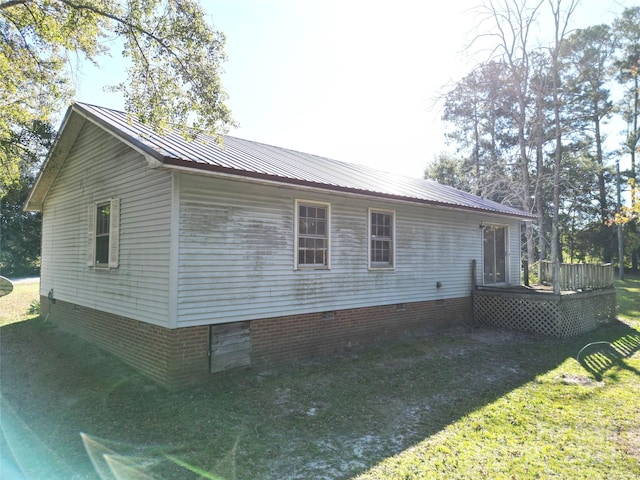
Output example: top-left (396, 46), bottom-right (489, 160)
top-left (88, 198), bottom-right (120, 268)
top-left (369, 208), bottom-right (395, 269)
top-left (295, 200), bottom-right (330, 269)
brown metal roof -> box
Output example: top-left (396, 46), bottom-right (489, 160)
top-left (27, 102), bottom-right (535, 219)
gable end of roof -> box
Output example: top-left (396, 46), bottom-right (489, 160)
top-left (24, 109), bottom-right (86, 211)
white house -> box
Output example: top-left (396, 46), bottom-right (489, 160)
top-left (26, 102), bottom-right (533, 388)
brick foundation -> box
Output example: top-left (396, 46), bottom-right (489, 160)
top-left (41, 295), bottom-right (472, 388)
top-left (251, 297), bottom-right (472, 367)
top-left (40, 296), bottom-right (210, 389)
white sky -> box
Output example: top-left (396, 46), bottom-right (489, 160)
top-left (75, 0), bottom-right (636, 178)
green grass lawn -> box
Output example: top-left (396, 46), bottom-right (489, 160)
top-left (357, 276), bottom-right (640, 480)
top-left (357, 331), bottom-right (640, 479)
top-left (0, 277), bottom-right (638, 479)
top-left (617, 275), bottom-right (640, 321)
top-left (0, 279), bottom-right (40, 326)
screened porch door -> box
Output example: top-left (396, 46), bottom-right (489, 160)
top-left (483, 225), bottom-right (507, 285)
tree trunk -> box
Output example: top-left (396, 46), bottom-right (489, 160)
top-left (533, 81), bottom-right (547, 268)
top-left (631, 74), bottom-right (639, 271)
top-left (548, 0), bottom-right (579, 294)
top-left (594, 104), bottom-right (613, 263)
top-left (518, 101), bottom-right (535, 267)
top-left (617, 159), bottom-right (625, 280)
top-left (550, 53), bottom-right (562, 294)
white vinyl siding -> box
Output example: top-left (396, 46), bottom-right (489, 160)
top-left (176, 174), bottom-right (521, 327)
top-left (40, 122), bottom-right (173, 327)
top-left (39, 117), bottom-right (523, 333)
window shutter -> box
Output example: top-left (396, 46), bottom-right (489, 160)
top-left (87, 204), bottom-right (95, 266)
top-left (108, 198), bottom-right (120, 268)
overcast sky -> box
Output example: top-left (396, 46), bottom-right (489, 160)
top-left (75, 0), bottom-right (635, 178)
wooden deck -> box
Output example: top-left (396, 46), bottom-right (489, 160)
top-left (539, 261), bottom-right (615, 291)
top-left (472, 284), bottom-right (617, 337)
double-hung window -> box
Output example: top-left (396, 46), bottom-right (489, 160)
top-left (295, 200), bottom-right (330, 269)
top-left (88, 198), bottom-right (120, 268)
top-left (369, 208), bottom-right (395, 269)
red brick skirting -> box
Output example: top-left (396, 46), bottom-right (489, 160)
top-left (251, 297), bottom-right (472, 367)
top-left (40, 296), bottom-right (210, 389)
top-left (41, 295), bottom-right (472, 388)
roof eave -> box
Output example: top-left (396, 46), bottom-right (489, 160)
top-left (24, 106), bottom-right (86, 212)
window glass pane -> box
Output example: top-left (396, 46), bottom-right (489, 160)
top-left (297, 203), bottom-right (328, 266)
top-left (96, 205), bottom-right (110, 235)
top-left (483, 226), bottom-right (506, 284)
top-left (371, 240), bottom-right (390, 263)
top-left (371, 212), bottom-right (391, 238)
top-left (495, 227), bottom-right (506, 283)
top-left (95, 237), bottom-right (109, 265)
top-left (483, 227), bottom-right (495, 283)
top-left (370, 211), bottom-right (393, 267)
top-left (95, 204), bottom-right (111, 265)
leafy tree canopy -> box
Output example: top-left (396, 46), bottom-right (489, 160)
top-left (0, 0), bottom-right (236, 190)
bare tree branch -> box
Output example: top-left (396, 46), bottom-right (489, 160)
top-left (56, 0), bottom-right (191, 75)
top-left (0, 0), bottom-right (29, 10)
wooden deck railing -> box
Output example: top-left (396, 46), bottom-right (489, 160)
top-left (540, 261), bottom-right (615, 291)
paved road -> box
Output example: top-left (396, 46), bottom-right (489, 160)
top-left (7, 277), bottom-right (39, 284)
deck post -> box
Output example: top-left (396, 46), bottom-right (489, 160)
top-left (553, 259), bottom-right (560, 295)
top-left (471, 259), bottom-right (477, 290)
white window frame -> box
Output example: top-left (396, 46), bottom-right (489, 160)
top-left (294, 199), bottom-right (331, 270)
top-left (368, 207), bottom-right (395, 270)
top-left (87, 198), bottom-right (120, 269)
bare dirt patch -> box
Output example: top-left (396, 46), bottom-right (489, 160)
top-left (623, 428), bottom-right (640, 460)
top-left (556, 373), bottom-right (605, 387)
